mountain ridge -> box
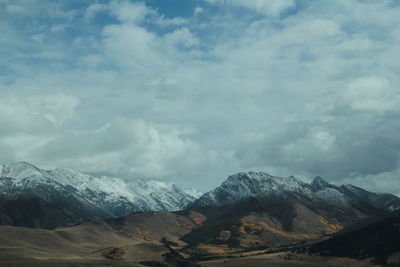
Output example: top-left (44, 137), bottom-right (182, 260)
top-left (191, 171), bottom-right (400, 211)
top-left (1, 162), bottom-right (399, 236)
top-left (0, 161), bottom-right (202, 228)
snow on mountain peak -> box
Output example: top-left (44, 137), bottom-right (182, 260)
top-left (0, 162), bottom-right (202, 214)
top-left (314, 188), bottom-right (350, 207)
top-left (1, 161), bottom-right (44, 179)
top-left (230, 171), bottom-right (273, 180)
top-left (0, 162), bottom-right (55, 189)
top-left (192, 171), bottom-right (316, 208)
top-left (192, 171), bottom-right (400, 212)
top-left (311, 176), bottom-right (332, 190)
top-left (183, 188), bottom-right (203, 199)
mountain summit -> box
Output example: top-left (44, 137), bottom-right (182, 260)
top-left (310, 176), bottom-right (332, 190)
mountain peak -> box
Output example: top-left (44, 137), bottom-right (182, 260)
top-left (9, 161), bottom-right (39, 169)
top-left (225, 171), bottom-right (272, 182)
top-left (311, 176), bottom-right (331, 190)
top-left (192, 171), bottom-right (314, 208)
top-left (1, 161), bottom-right (44, 180)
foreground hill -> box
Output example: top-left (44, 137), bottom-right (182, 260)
top-left (309, 213), bottom-right (400, 265)
top-left (0, 211), bottom-right (205, 267)
top-left (0, 162), bottom-right (202, 228)
top-left (0, 209), bottom-right (391, 267)
top-left (0, 210), bottom-right (395, 267)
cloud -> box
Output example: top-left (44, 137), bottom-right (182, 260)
top-left (204, 0), bottom-right (296, 16)
top-left (164, 27), bottom-right (199, 47)
top-left (0, 94), bottom-right (79, 133)
top-left (1, 0), bottom-right (400, 193)
top-left (30, 118), bottom-right (209, 179)
top-left (342, 169), bottom-right (400, 196)
top-left (109, 1), bottom-right (155, 24)
top-left (84, 3), bottom-right (108, 20)
top-left (341, 76), bottom-right (398, 113)
top-left (0, 94), bottom-right (229, 183)
top-left (194, 7), bottom-right (204, 16)
top-left (0, 94), bottom-right (80, 163)
top-left (5, 4), bottom-right (29, 14)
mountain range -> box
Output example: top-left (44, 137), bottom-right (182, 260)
top-left (0, 161), bottom-right (201, 228)
top-left (192, 171), bottom-right (400, 211)
top-left (0, 162), bottom-right (399, 266)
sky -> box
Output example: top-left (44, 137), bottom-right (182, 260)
top-left (1, 0), bottom-right (400, 194)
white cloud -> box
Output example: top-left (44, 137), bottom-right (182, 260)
top-left (5, 4), bottom-right (28, 14)
top-left (164, 27), bottom-right (199, 47)
top-left (0, 94), bottom-right (79, 133)
top-left (30, 117), bottom-right (223, 180)
top-left (204, 0), bottom-right (296, 16)
top-left (194, 7), bottom-right (204, 16)
top-left (84, 3), bottom-right (108, 20)
top-left (313, 131), bottom-right (336, 152)
top-left (341, 169), bottom-right (400, 196)
top-left (2, 0), bottom-right (400, 192)
top-left (341, 76), bottom-right (399, 113)
top-left (109, 1), bottom-right (155, 24)
top-left (153, 16), bottom-right (188, 27)
top-left (0, 94), bottom-right (80, 163)
top-left (30, 94), bottom-right (80, 125)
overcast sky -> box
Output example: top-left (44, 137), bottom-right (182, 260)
top-left (1, 0), bottom-right (400, 193)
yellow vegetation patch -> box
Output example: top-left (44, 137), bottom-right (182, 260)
top-left (197, 244), bottom-right (229, 255)
top-left (241, 221), bottom-right (263, 235)
top-left (207, 249), bottom-right (226, 254)
top-left (240, 220), bottom-right (316, 240)
top-left (135, 228), bottom-right (152, 241)
top-left (237, 225), bottom-right (246, 234)
top-left (318, 216), bottom-right (342, 232)
top-left (217, 230), bottom-right (231, 241)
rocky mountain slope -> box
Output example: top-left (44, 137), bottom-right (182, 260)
top-left (0, 161), bottom-right (202, 228)
top-left (184, 172), bottom-right (400, 249)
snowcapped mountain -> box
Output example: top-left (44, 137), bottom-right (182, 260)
top-left (191, 171), bottom-right (400, 212)
top-left (47, 167), bottom-right (202, 213)
top-left (184, 172), bottom-right (400, 248)
top-left (0, 161), bottom-right (202, 228)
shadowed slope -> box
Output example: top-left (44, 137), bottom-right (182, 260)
top-left (310, 214), bottom-right (400, 265)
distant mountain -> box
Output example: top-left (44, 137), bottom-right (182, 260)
top-left (191, 171), bottom-right (400, 211)
top-left (0, 161), bottom-right (202, 228)
top-left (184, 172), bottom-right (400, 248)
